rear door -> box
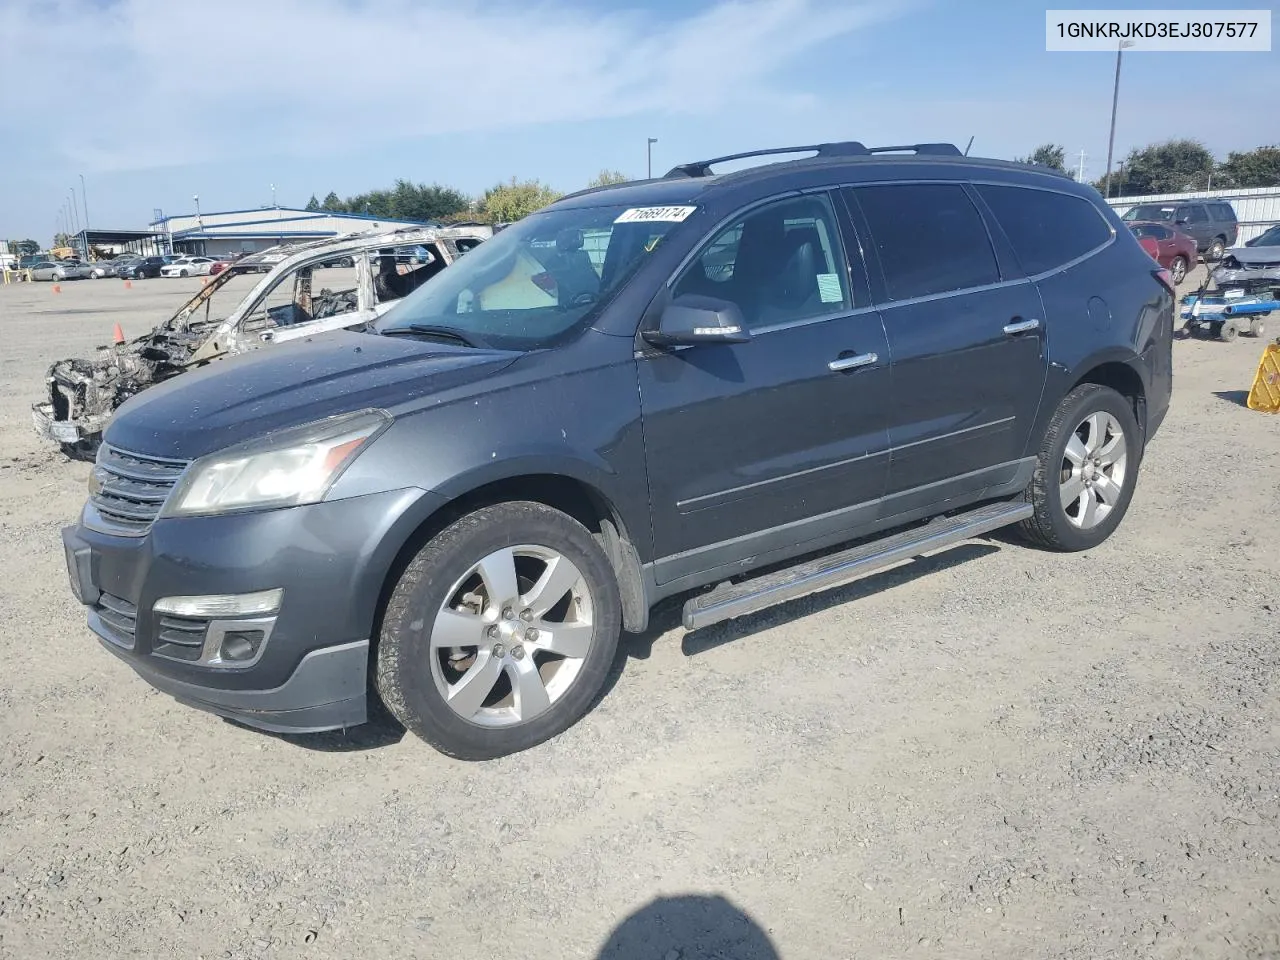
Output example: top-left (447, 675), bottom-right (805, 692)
top-left (843, 182), bottom-right (1048, 513)
top-left (637, 191), bottom-right (892, 585)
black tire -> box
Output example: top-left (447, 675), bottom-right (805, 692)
top-left (1219, 320), bottom-right (1239, 342)
top-left (179, 269), bottom-right (188, 277)
top-left (1208, 237), bottom-right (1226, 261)
top-left (376, 501), bottom-right (621, 760)
top-left (1016, 383), bottom-right (1142, 552)
top-left (1169, 255), bottom-right (1188, 285)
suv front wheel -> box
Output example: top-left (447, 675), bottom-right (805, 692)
top-left (376, 501), bottom-right (621, 759)
top-left (1017, 383), bottom-right (1142, 552)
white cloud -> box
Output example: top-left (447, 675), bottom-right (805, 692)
top-left (0, 0), bottom-right (901, 173)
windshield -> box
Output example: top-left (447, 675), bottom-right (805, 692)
top-left (1123, 205), bottom-right (1176, 222)
top-left (1250, 225), bottom-right (1280, 247)
top-left (374, 202), bottom-right (695, 349)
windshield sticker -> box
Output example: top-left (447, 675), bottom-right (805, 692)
top-left (816, 273), bottom-right (843, 303)
top-left (614, 205), bottom-right (697, 224)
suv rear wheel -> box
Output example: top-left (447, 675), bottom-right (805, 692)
top-left (376, 501), bottom-right (621, 759)
top-left (1017, 383), bottom-right (1141, 552)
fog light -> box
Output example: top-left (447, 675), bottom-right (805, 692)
top-left (219, 630), bottom-right (265, 662)
top-left (153, 589), bottom-right (282, 618)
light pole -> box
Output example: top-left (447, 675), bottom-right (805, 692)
top-left (270, 183), bottom-right (277, 209)
top-left (647, 137), bottom-right (658, 179)
top-left (1103, 39), bottom-right (1135, 199)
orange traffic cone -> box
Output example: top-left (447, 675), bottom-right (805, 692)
top-left (200, 277), bottom-right (208, 286)
top-left (123, 279), bottom-right (132, 289)
top-left (51, 284), bottom-right (61, 294)
top-left (112, 323), bottom-right (125, 344)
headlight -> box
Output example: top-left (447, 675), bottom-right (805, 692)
top-left (161, 408), bottom-right (391, 518)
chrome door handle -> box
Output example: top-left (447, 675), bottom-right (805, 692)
top-left (828, 352), bottom-right (878, 372)
top-left (1003, 318), bottom-right (1041, 335)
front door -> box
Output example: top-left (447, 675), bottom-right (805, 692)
top-left (844, 182), bottom-right (1048, 511)
top-left (637, 192), bottom-right (891, 586)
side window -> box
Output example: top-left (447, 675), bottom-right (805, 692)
top-left (1154, 225), bottom-right (1172, 240)
top-left (1180, 205), bottom-right (1209, 224)
top-left (1212, 203), bottom-right (1236, 222)
top-left (372, 244), bottom-right (447, 305)
top-left (850, 183), bottom-right (998, 299)
top-left (672, 193), bottom-right (850, 330)
top-left (975, 184), bottom-right (1112, 276)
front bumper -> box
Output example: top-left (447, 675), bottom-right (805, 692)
top-left (61, 486), bottom-right (442, 734)
top-left (32, 400), bottom-right (94, 445)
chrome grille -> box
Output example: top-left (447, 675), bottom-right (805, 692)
top-left (88, 444), bottom-right (189, 536)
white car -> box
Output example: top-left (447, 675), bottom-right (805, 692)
top-left (160, 256), bottom-right (216, 278)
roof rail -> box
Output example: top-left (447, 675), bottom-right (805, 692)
top-left (865, 143), bottom-right (963, 156)
top-left (664, 141), bottom-right (869, 179)
top-left (663, 140), bottom-right (963, 178)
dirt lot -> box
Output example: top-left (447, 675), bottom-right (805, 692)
top-left (1, 266), bottom-right (1277, 959)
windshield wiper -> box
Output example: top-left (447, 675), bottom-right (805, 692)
top-left (380, 323), bottom-right (490, 349)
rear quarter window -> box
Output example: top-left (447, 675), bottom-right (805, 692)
top-left (1211, 203), bottom-right (1237, 221)
top-left (975, 184), bottom-right (1112, 276)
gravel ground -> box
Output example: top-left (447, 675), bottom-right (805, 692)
top-left (1, 266), bottom-right (1277, 960)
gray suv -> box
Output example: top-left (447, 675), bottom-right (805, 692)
top-left (1121, 200), bottom-right (1238, 260)
top-left (62, 140), bottom-right (1174, 759)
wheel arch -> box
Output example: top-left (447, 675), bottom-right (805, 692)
top-left (370, 470), bottom-right (650, 659)
top-left (1071, 357), bottom-right (1148, 438)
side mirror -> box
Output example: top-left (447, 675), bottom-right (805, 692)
top-left (643, 294), bottom-right (751, 347)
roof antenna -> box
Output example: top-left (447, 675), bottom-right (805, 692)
top-left (963, 136), bottom-right (974, 156)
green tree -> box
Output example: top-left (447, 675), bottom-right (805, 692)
top-left (479, 177), bottom-right (562, 222)
top-left (52, 232), bottom-right (73, 249)
top-left (1015, 144), bottom-right (1067, 173)
top-left (321, 191), bottom-right (342, 211)
top-left (1114, 139), bottom-right (1215, 196)
top-left (1220, 145), bottom-right (1280, 188)
top-left (588, 169), bottom-right (629, 187)
top-left (304, 194), bottom-right (321, 212)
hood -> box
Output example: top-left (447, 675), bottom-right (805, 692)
top-left (1221, 245), bottom-right (1280, 266)
top-left (104, 329), bottom-right (519, 459)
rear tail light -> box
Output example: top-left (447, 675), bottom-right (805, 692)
top-left (1154, 268), bottom-right (1176, 296)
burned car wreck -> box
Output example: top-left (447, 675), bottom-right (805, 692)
top-left (32, 224), bottom-right (491, 458)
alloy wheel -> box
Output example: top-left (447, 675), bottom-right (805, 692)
top-left (429, 544), bottom-right (594, 728)
top-left (1059, 411), bottom-right (1127, 530)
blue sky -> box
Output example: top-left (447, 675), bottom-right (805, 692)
top-left (1, 0), bottom-right (1276, 243)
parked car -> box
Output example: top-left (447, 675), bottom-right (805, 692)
top-left (54, 260), bottom-right (94, 280)
top-left (208, 259), bottom-right (231, 276)
top-left (58, 140), bottom-right (1172, 759)
top-left (27, 261), bottom-right (66, 281)
top-left (160, 256), bottom-right (217, 278)
top-left (32, 223), bottom-right (492, 456)
top-left (1211, 236), bottom-right (1280, 293)
top-left (1127, 220), bottom-right (1198, 284)
top-left (1244, 224), bottom-right (1280, 248)
top-left (1120, 200), bottom-right (1238, 260)
top-left (117, 256), bottom-right (171, 279)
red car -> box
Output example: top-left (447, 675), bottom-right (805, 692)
top-left (1128, 220), bottom-right (1197, 285)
